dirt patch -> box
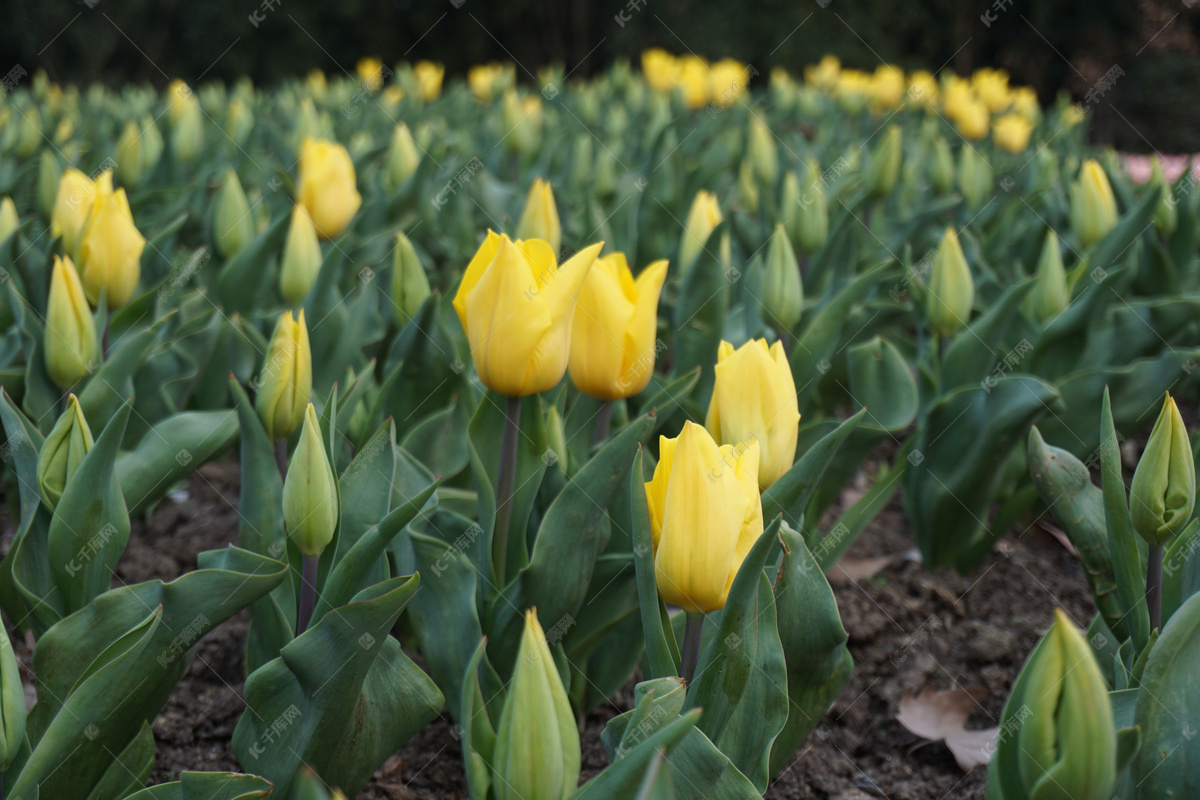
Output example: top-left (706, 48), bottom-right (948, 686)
top-left (14, 458), bottom-right (1093, 798)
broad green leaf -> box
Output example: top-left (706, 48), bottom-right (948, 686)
top-left (117, 410), bottom-right (239, 514)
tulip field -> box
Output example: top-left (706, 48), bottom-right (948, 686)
top-left (0, 49), bottom-right (1199, 800)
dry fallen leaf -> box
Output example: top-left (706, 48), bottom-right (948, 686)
top-left (827, 554), bottom-right (902, 585)
top-left (896, 686), bottom-right (998, 772)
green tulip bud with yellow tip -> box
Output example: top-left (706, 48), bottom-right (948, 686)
top-left (679, 190), bottom-right (722, 275)
top-left (1069, 159), bottom-right (1117, 248)
top-left (503, 89), bottom-right (543, 155)
top-left (391, 230), bottom-right (431, 327)
top-left (283, 403), bottom-right (339, 558)
top-left (492, 609), bottom-right (580, 800)
top-left (761, 224), bottom-right (803, 332)
top-left (279, 205), bottom-right (323, 305)
top-left (14, 105), bottom-right (41, 158)
top-left (115, 121), bottom-right (145, 187)
top-left (171, 93), bottom-right (205, 163)
top-left (928, 136), bottom-right (955, 194)
top-left (957, 144), bottom-right (992, 209)
top-left (794, 159), bottom-right (829, 255)
top-left (44, 255), bottom-right (99, 390)
top-left (1150, 156), bottom-right (1178, 238)
top-left (213, 168), bottom-right (254, 258)
top-left (865, 125), bottom-right (901, 199)
top-left (747, 115), bottom-right (778, 185)
top-left (385, 123), bottom-right (422, 192)
top-left (1130, 393), bottom-right (1195, 548)
top-left (926, 227), bottom-right (974, 338)
top-left (255, 309), bottom-right (312, 442)
top-left (139, 114), bottom-right (164, 175)
top-left (1026, 230), bottom-right (1068, 323)
top-left (226, 97), bottom-right (254, 145)
top-left (0, 197), bottom-right (18, 243)
top-left (36, 393), bottom-right (93, 511)
top-left (545, 405), bottom-right (568, 470)
top-left (38, 151), bottom-right (62, 220)
top-left (515, 178), bottom-right (562, 256)
top-left (737, 159), bottom-right (759, 214)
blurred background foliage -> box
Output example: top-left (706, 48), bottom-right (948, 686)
top-left (3, 0), bottom-right (1197, 150)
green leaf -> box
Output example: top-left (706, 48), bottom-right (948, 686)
top-left (1163, 519), bottom-right (1200, 623)
top-left (673, 222), bottom-right (730, 404)
top-left (218, 212), bottom-right (289, 314)
top-left (117, 410), bottom-right (239, 514)
top-left (846, 336), bottom-right (918, 432)
top-left (124, 771), bottom-right (274, 800)
top-left (762, 407), bottom-right (866, 529)
top-left (85, 720), bottom-right (156, 800)
top-left (460, 638), bottom-right (500, 800)
top-left (630, 446), bottom-right (678, 680)
top-left (77, 322), bottom-right (162, 432)
top-left (940, 277), bottom-right (1035, 391)
top-left (0, 387), bottom-right (47, 630)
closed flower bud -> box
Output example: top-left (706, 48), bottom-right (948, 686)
top-left (279, 205), bottom-right (323, 305)
top-left (503, 90), bottom-right (543, 155)
top-left (992, 113), bottom-right (1033, 154)
top-left (515, 178), bottom-right (562, 256)
top-left (928, 137), bottom-right (955, 194)
top-left (0, 197), bottom-right (18, 243)
top-left (227, 97), bottom-right (254, 145)
top-left (706, 339), bottom-right (800, 490)
top-left (255, 309), bottom-right (312, 441)
top-left (51, 168), bottom-right (96, 257)
top-left (414, 61), bottom-right (444, 102)
top-left (737, 160), bottom-right (759, 214)
top-left (79, 171), bottom-right (145, 309)
top-left (297, 137), bottom-right (361, 240)
top-left (761, 225), bottom-right (803, 332)
top-left (0, 606), bottom-right (24, 772)
top-left (36, 393), bottom-right (93, 511)
top-left (545, 406), bottom-right (568, 470)
top-left (38, 151), bottom-right (62, 220)
top-left (747, 116), bottom-right (778, 185)
top-left (138, 114), bottom-right (164, 176)
top-left (794, 159), bottom-right (829, 254)
top-left (454, 232), bottom-right (601, 397)
top-left (115, 121), bottom-right (145, 187)
top-left (679, 190), bottom-right (722, 275)
top-left (283, 404), bottom-right (339, 558)
top-left (44, 255), bottom-right (99, 390)
top-left (171, 94), bottom-right (204, 163)
top-left (1015, 609), bottom-right (1115, 800)
top-left (957, 144), bottom-right (993, 209)
top-left (865, 125), bottom-right (902, 199)
top-left (14, 105), bottom-right (41, 158)
top-left (1026, 230), bottom-right (1068, 323)
top-left (1069, 159), bottom-right (1118, 248)
top-left (385, 123), bottom-right (422, 191)
top-left (493, 609), bottom-right (580, 800)
top-left (1130, 393), bottom-right (1195, 547)
top-left (167, 79), bottom-right (191, 125)
top-left (213, 168), bottom-right (254, 258)
top-left (645, 422), bottom-right (764, 613)
top-left (391, 230), bottom-right (431, 327)
top-left (1150, 157), bottom-right (1178, 237)
top-left (926, 227), bottom-right (974, 338)
top-left (568, 253), bottom-right (668, 401)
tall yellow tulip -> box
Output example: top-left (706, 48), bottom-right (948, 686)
top-left (645, 421), bottom-right (763, 613)
top-left (515, 178), bottom-right (562, 256)
top-left (993, 113), bottom-right (1033, 154)
top-left (568, 253), bottom-right (668, 401)
top-left (255, 309), bottom-right (312, 441)
top-left (51, 169), bottom-right (96, 257)
top-left (78, 171), bottom-right (145, 309)
top-left (413, 61), bottom-right (444, 102)
top-left (705, 339), bottom-right (800, 489)
top-left (44, 255), bottom-right (99, 390)
top-left (453, 231), bottom-right (601, 398)
top-left (1070, 159), bottom-right (1118, 248)
top-left (296, 137), bottom-right (362, 240)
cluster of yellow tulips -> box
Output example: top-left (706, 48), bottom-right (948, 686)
top-left (640, 48), bottom-right (753, 109)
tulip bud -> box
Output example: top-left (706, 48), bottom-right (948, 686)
top-left (255, 310), bottom-right (312, 441)
top-left (545, 405), bottom-right (568, 471)
top-left (279, 205), bottom-right (323, 305)
top-left (51, 168), bottom-right (96, 257)
top-left (226, 97), bottom-right (254, 146)
top-left (568, 253), bottom-right (667, 401)
top-left (36, 393), bottom-right (94, 511)
top-left (297, 137), bottom-right (362, 240)
top-left (993, 113), bottom-right (1033, 154)
top-left (1013, 610), bottom-right (1115, 800)
top-left (926, 227), bottom-right (974, 338)
top-left (213, 169), bottom-right (254, 259)
top-left (570, 135), bottom-right (592, 192)
top-left (503, 90), bottom-right (543, 155)
top-left (1022, 230), bottom-right (1068, 324)
top-left (138, 114), bottom-right (164, 176)
top-left (1150, 157), bottom-right (1178, 237)
top-left (391, 230), bottom-right (431, 327)
top-left (794, 159), bottom-right (829, 254)
top-left (1069, 159), bottom-right (1118, 248)
top-left (928, 137), bottom-right (955, 194)
top-left (679, 190), bottom-right (722, 275)
top-left (1130, 393), bottom-right (1195, 547)
top-left (0, 606), bottom-right (24, 773)
top-left (114, 121), bottom-right (145, 187)
top-left (414, 61), bottom-right (444, 102)
top-left (761, 225), bottom-right (803, 332)
top-left (594, 145), bottom-right (617, 198)
top-left (706, 339), bottom-right (800, 489)
top-left (747, 115), bottom-right (779, 185)
top-left (957, 144), bottom-right (993, 209)
top-left (385, 124), bottom-right (422, 192)
top-left (515, 178), bottom-right (562, 256)
top-left (171, 94), bottom-right (205, 163)
top-left (284, 404), bottom-right (339, 558)
top-left (737, 160), bottom-right (760, 214)
top-left (0, 197), bottom-right (18, 243)
top-left (38, 151), bottom-right (62, 220)
top-left (865, 125), bottom-right (901, 199)
top-left (14, 105), bottom-right (41, 158)
top-left (79, 171), bottom-right (145, 309)
top-left (492, 609), bottom-right (580, 800)
top-left (44, 255), bottom-right (99, 390)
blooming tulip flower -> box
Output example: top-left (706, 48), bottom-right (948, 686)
top-left (296, 137), bottom-right (362, 240)
top-left (992, 113), bottom-right (1033, 154)
top-left (44, 255), bottom-right (99, 390)
top-left (78, 171), bottom-right (145, 309)
top-left (705, 339), bottom-right (800, 489)
top-left (568, 253), bottom-right (668, 401)
top-left (255, 309), bottom-right (312, 441)
top-left (51, 169), bottom-right (96, 257)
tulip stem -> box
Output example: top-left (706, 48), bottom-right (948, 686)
top-left (681, 611), bottom-right (704, 685)
top-left (593, 402), bottom-right (612, 447)
top-left (1147, 544), bottom-right (1164, 632)
top-left (493, 395), bottom-right (522, 584)
top-left (274, 439), bottom-right (288, 481)
top-left (296, 554), bottom-right (319, 636)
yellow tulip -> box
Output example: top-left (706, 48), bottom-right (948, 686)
top-left (167, 79), bottom-right (192, 125)
top-left (907, 70), bottom-right (939, 107)
top-left (356, 57), bottom-right (384, 86)
top-left (645, 421), bottom-right (763, 613)
top-left (469, 62), bottom-right (513, 103)
top-left (1009, 86), bottom-right (1040, 122)
top-left (51, 168), bottom-right (96, 257)
top-left (805, 55), bottom-right (841, 90)
top-left (296, 137), bottom-right (361, 240)
top-left (1070, 159), bottom-right (1117, 248)
top-left (954, 97), bottom-right (990, 141)
top-left (502, 90), bottom-right (543, 154)
top-left (0, 198), bottom-right (18, 243)
top-left (255, 309), bottom-right (312, 441)
top-left (677, 56), bottom-right (711, 109)
top-left (993, 113), bottom-right (1033, 154)
top-left (705, 339), bottom-right (800, 489)
top-left (44, 255), bottom-right (99, 390)
top-left (453, 231), bottom-right (602, 397)
top-left (515, 178), bottom-right (562, 256)
top-left (305, 70), bottom-right (327, 101)
top-left (641, 49), bottom-right (680, 93)
top-left (413, 61), bottom-right (444, 102)
top-left (869, 65), bottom-right (906, 111)
top-left (279, 206), bottom-right (323, 305)
top-left (78, 171), bottom-right (145, 309)
top-left (972, 68), bottom-right (1011, 113)
top-left (710, 58), bottom-right (749, 108)
top-left (568, 253), bottom-right (668, 401)
top-left (679, 190), bottom-right (723, 273)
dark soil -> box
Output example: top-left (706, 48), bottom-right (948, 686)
top-left (18, 457), bottom-right (1096, 799)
